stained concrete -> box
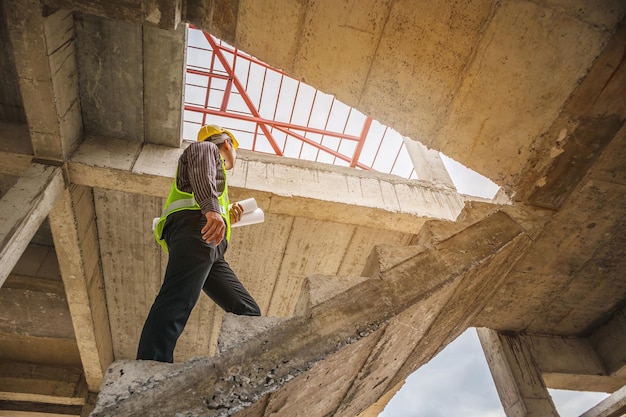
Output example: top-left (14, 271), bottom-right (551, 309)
top-left (0, 0), bottom-right (625, 416)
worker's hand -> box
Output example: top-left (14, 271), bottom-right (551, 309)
top-left (201, 211), bottom-right (225, 245)
top-left (229, 202), bottom-right (244, 224)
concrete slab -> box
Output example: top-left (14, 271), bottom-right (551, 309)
top-left (132, 143), bottom-right (181, 178)
top-left (236, 0), bottom-right (306, 77)
top-left (435, 0), bottom-right (610, 187)
top-left (290, 0), bottom-right (389, 105)
top-left (360, 0), bottom-right (493, 140)
top-left (72, 136), bottom-right (141, 171)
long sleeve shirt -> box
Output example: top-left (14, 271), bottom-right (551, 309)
top-left (176, 141), bottom-right (225, 216)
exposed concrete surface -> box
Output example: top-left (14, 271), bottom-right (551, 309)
top-left (1, 0), bottom-right (625, 416)
top-left (216, 313), bottom-right (288, 354)
top-left (90, 210), bottom-right (531, 416)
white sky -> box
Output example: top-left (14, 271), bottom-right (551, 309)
top-left (184, 28), bottom-right (609, 417)
top-left (380, 329), bottom-right (609, 417)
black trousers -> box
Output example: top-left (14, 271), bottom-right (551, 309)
top-left (137, 210), bottom-right (260, 362)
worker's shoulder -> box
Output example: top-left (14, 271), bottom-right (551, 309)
top-left (184, 140), bottom-right (219, 154)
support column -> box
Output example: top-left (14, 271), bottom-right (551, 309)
top-left (6, 0), bottom-right (82, 161)
top-left (49, 185), bottom-right (114, 392)
top-left (143, 23), bottom-right (186, 147)
top-left (403, 137), bottom-right (455, 189)
top-left (477, 328), bottom-right (559, 417)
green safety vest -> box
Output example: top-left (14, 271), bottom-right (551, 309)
top-left (154, 157), bottom-right (230, 252)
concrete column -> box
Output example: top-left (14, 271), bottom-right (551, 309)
top-left (402, 137), bottom-right (455, 189)
top-left (6, 0), bottom-right (82, 160)
top-left (49, 185), bottom-right (114, 391)
top-left (477, 328), bottom-right (559, 417)
top-left (143, 24), bottom-right (186, 147)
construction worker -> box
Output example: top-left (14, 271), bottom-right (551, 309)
top-left (137, 125), bottom-right (261, 363)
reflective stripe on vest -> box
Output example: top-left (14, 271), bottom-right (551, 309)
top-left (161, 197), bottom-right (196, 218)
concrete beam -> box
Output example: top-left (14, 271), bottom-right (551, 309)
top-left (518, 21), bottom-right (626, 204)
top-left (477, 328), bottom-right (559, 417)
top-left (0, 360), bottom-right (86, 407)
top-left (356, 380), bottom-right (404, 417)
top-left (528, 115), bottom-right (624, 209)
top-left (0, 163), bottom-right (64, 287)
top-left (0, 332), bottom-right (81, 369)
top-left (0, 149), bottom-right (31, 177)
top-left (143, 24), bottom-right (186, 147)
top-left (0, 287), bottom-right (75, 340)
top-left (42, 0), bottom-right (184, 30)
top-left (580, 384), bottom-right (626, 417)
top-left (434, 1), bottom-right (621, 197)
top-left (66, 136), bottom-right (465, 232)
top-left (0, 123), bottom-right (33, 177)
top-left (3, 274), bottom-right (65, 294)
top-left (5, 2), bottom-right (82, 161)
top-left (387, 217), bottom-right (533, 392)
top-left (90, 209), bottom-right (529, 416)
top-left (526, 334), bottom-right (626, 393)
top-left (590, 306), bottom-right (626, 377)
top-left (402, 137), bottom-right (455, 189)
top-left (0, 402), bottom-right (81, 416)
top-left (49, 185), bottom-right (114, 392)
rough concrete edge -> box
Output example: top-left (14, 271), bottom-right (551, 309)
top-left (293, 274), bottom-right (371, 316)
top-left (217, 313), bottom-right (289, 355)
top-left (92, 357), bottom-right (210, 415)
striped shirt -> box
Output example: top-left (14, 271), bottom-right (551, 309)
top-left (176, 141), bottom-right (225, 215)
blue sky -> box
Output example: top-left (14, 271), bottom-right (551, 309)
top-left (379, 328), bottom-right (609, 417)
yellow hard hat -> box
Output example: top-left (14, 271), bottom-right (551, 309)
top-left (197, 124), bottom-right (239, 149)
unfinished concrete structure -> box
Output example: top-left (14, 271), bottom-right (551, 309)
top-left (1, 0), bottom-right (625, 416)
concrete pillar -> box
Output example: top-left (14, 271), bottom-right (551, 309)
top-left (143, 23), bottom-right (186, 148)
top-left (49, 185), bottom-right (115, 391)
top-left (402, 137), bottom-right (455, 189)
top-left (6, 0), bottom-right (82, 160)
top-left (477, 328), bottom-right (559, 417)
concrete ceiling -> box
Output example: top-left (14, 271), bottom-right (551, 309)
top-left (0, 0), bottom-right (625, 416)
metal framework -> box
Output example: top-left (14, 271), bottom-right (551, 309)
top-left (183, 27), bottom-right (416, 179)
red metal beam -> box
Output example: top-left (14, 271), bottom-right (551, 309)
top-left (203, 33), bottom-right (284, 156)
top-left (184, 28), bottom-right (387, 174)
top-left (350, 117), bottom-right (372, 168)
top-left (272, 125), bottom-right (372, 171)
top-left (184, 104), bottom-right (363, 141)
